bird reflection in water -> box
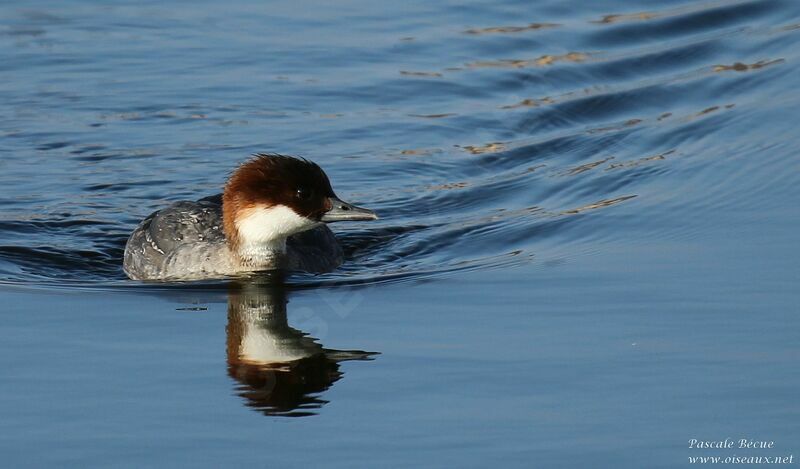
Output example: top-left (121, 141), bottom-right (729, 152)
top-left (226, 281), bottom-right (377, 417)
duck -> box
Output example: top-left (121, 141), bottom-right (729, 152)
top-left (123, 154), bottom-right (377, 280)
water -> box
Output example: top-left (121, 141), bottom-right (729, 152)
top-left (2, 0), bottom-right (799, 466)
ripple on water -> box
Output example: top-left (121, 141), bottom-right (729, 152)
top-left (0, 0), bottom-right (798, 291)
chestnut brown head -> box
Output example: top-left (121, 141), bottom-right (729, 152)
top-left (222, 154), bottom-right (377, 254)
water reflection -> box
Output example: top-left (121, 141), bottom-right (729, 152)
top-left (226, 282), bottom-right (377, 417)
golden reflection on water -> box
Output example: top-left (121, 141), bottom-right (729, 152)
top-left (592, 12), bottom-right (658, 24)
top-left (467, 52), bottom-right (588, 69)
top-left (458, 142), bottom-right (506, 154)
top-left (560, 150), bottom-right (678, 176)
top-left (399, 148), bottom-right (442, 156)
top-left (564, 156), bottom-right (615, 176)
top-left (586, 118), bottom-right (643, 135)
top-left (463, 23), bottom-right (559, 35)
top-left (712, 59), bottom-right (783, 73)
top-left (500, 97), bottom-right (556, 110)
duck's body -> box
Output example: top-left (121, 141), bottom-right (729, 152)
top-left (122, 155), bottom-right (377, 281)
top-left (123, 195), bottom-right (344, 280)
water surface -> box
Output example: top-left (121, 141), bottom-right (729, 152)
top-left (1, 0), bottom-right (799, 467)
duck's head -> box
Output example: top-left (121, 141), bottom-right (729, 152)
top-left (222, 154), bottom-right (377, 255)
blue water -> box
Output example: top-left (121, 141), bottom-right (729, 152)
top-left (2, 0), bottom-right (799, 467)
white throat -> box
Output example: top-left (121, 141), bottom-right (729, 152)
top-left (234, 205), bottom-right (318, 265)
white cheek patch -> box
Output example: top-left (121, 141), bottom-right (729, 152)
top-left (235, 205), bottom-right (318, 248)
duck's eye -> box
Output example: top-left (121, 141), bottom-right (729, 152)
top-left (296, 187), bottom-right (312, 200)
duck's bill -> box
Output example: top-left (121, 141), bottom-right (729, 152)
top-left (321, 197), bottom-right (379, 222)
